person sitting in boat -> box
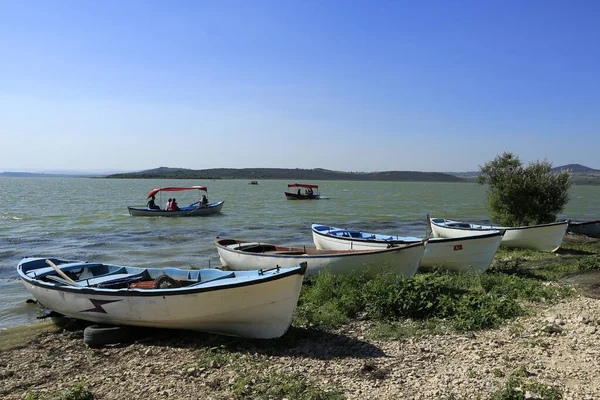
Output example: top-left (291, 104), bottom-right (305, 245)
top-left (166, 198), bottom-right (172, 210)
top-left (170, 198), bottom-right (180, 211)
top-left (200, 194), bottom-right (209, 207)
top-left (147, 195), bottom-right (160, 210)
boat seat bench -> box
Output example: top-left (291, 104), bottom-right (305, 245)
top-left (188, 272), bottom-right (235, 287)
top-left (44, 270), bottom-right (236, 288)
top-left (226, 242), bottom-right (262, 249)
top-left (79, 272), bottom-right (148, 287)
top-left (26, 263), bottom-right (105, 278)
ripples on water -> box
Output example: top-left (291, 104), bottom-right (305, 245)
top-left (1, 177), bottom-right (598, 330)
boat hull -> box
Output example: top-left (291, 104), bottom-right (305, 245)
top-left (284, 192), bottom-right (320, 200)
top-left (216, 238), bottom-right (424, 278)
top-left (568, 220), bottom-right (600, 238)
top-left (311, 224), bottom-right (503, 273)
top-left (430, 218), bottom-right (568, 252)
top-left (18, 257), bottom-right (304, 339)
top-left (128, 201), bottom-right (224, 217)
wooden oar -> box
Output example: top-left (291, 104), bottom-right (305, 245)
top-left (45, 259), bottom-right (79, 286)
top-left (422, 213), bottom-right (433, 245)
top-left (425, 214), bottom-right (432, 240)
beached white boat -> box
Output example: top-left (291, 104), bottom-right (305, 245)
top-left (567, 219), bottom-right (600, 238)
top-left (311, 224), bottom-right (503, 273)
top-left (215, 237), bottom-right (425, 277)
top-left (127, 186), bottom-right (224, 217)
top-left (18, 257), bottom-right (306, 339)
top-left (429, 218), bottom-right (569, 252)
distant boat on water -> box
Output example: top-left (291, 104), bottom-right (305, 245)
top-left (285, 183), bottom-right (320, 200)
top-left (127, 186), bottom-right (224, 217)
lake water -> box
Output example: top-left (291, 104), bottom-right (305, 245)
top-left (1, 177), bottom-right (599, 331)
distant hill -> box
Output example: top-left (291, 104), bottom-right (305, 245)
top-left (0, 172), bottom-right (91, 178)
top-left (105, 167), bottom-right (465, 182)
top-left (552, 164), bottom-right (600, 173)
top-left (447, 164), bottom-right (600, 185)
top-left (553, 164), bottom-right (600, 185)
top-left (447, 171), bottom-right (478, 178)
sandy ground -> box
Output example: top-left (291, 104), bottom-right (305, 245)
top-left (1, 294), bottom-right (599, 400)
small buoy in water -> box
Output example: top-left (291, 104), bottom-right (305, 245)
top-left (25, 298), bottom-right (38, 304)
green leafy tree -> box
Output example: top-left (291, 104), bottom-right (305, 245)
top-left (477, 152), bottom-right (572, 226)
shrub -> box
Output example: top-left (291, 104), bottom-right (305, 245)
top-left (451, 293), bottom-right (523, 331)
top-left (362, 273), bottom-right (450, 320)
top-left (477, 152), bottom-right (572, 226)
top-left (294, 269), bottom-right (532, 332)
top-left (490, 376), bottom-right (562, 400)
top-left (576, 255), bottom-right (600, 271)
top-left (293, 270), bottom-right (367, 328)
top-left (232, 372), bottom-right (345, 400)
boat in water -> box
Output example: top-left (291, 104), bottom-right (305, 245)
top-left (311, 224), bottom-right (503, 273)
top-left (18, 257), bottom-right (306, 339)
top-left (127, 186), bottom-right (224, 217)
top-left (215, 237), bottom-right (424, 277)
top-left (429, 217), bottom-right (568, 252)
top-left (284, 183), bottom-right (320, 200)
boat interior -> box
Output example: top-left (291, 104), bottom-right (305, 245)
top-left (23, 259), bottom-right (235, 289)
top-left (432, 218), bottom-right (473, 228)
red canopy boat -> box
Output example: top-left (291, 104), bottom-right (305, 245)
top-left (284, 183), bottom-right (320, 200)
top-left (128, 186), bottom-right (224, 217)
top-left (147, 186), bottom-right (207, 198)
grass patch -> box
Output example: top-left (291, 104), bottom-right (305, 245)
top-left (232, 372), bottom-right (345, 400)
top-left (25, 381), bottom-right (94, 400)
top-left (560, 236), bottom-right (600, 255)
top-left (491, 238), bottom-right (600, 285)
top-left (490, 364), bottom-right (562, 399)
top-left (508, 323), bottom-right (525, 337)
top-left (194, 345), bottom-right (239, 369)
top-left (574, 255), bottom-right (600, 271)
top-left (490, 377), bottom-right (562, 400)
top-left (479, 271), bottom-right (574, 302)
top-left (294, 256), bottom-right (578, 334)
top-left (294, 269), bottom-right (526, 332)
top-left (494, 247), bottom-right (551, 262)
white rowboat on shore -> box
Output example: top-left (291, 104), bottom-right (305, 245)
top-left (18, 257), bottom-right (306, 339)
top-left (215, 237), bottom-right (425, 278)
top-left (429, 218), bottom-right (568, 252)
top-left (311, 224), bottom-right (503, 273)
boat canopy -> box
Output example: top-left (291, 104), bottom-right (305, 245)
top-left (287, 183), bottom-right (318, 189)
top-left (147, 186), bottom-right (207, 198)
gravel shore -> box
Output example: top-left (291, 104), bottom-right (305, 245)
top-left (1, 293), bottom-right (599, 400)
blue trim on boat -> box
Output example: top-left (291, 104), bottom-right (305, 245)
top-left (312, 223), bottom-right (503, 244)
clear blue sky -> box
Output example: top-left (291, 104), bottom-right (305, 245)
top-left (1, 0), bottom-right (599, 173)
